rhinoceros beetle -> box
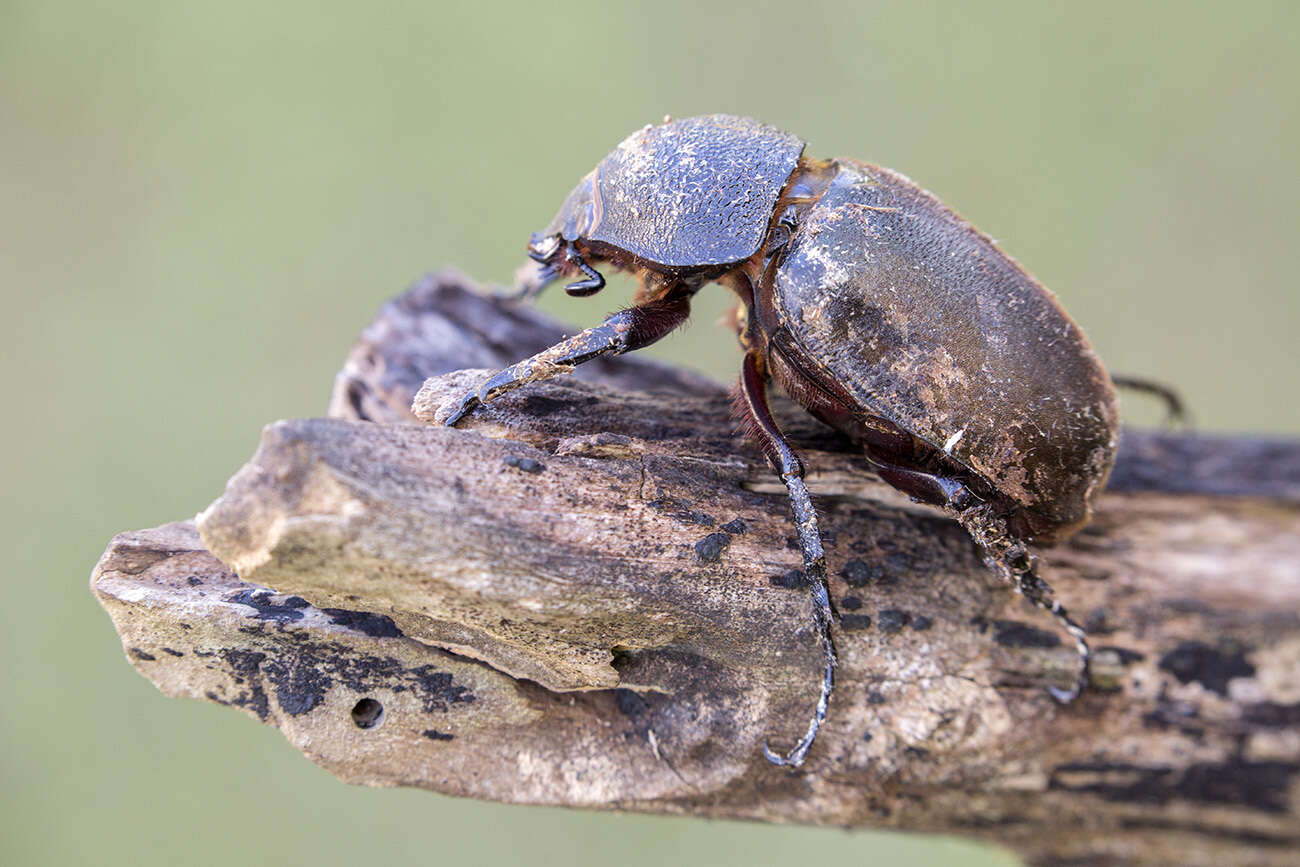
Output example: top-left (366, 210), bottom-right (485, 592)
top-left (444, 114), bottom-right (1119, 768)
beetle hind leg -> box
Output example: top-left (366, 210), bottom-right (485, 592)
top-left (950, 500), bottom-right (1091, 703)
top-left (737, 351), bottom-right (837, 768)
top-left (872, 461), bottom-right (1090, 702)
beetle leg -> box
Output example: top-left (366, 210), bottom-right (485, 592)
top-left (442, 295), bottom-right (691, 426)
top-left (737, 351), bottom-right (837, 769)
top-left (872, 459), bottom-right (1091, 701)
top-left (1111, 374), bottom-right (1190, 427)
top-left (944, 498), bottom-right (1091, 703)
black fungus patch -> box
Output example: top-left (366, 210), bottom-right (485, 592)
top-left (422, 729), bottom-right (455, 741)
top-left (1052, 760), bottom-right (1300, 814)
top-left (770, 569), bottom-right (807, 589)
top-left (840, 614), bottom-right (872, 631)
top-left (991, 619), bottom-right (1060, 649)
top-left (1158, 640), bottom-right (1255, 696)
top-left (321, 608), bottom-right (404, 639)
top-left (694, 532), bottom-right (731, 563)
top-left (877, 609), bottom-right (910, 634)
top-left (130, 648), bottom-right (156, 661)
top-left (264, 656), bottom-right (330, 716)
top-left (186, 575), bottom-right (203, 587)
top-left (867, 690), bottom-right (887, 705)
top-left (503, 455), bottom-right (545, 474)
top-left (719, 518), bottom-right (747, 535)
top-left (162, 647), bottom-right (185, 657)
top-left (208, 629), bottom-right (475, 723)
top-left (226, 589), bottom-right (308, 623)
top-left (841, 595), bottom-right (862, 611)
top-left (218, 649), bottom-right (271, 721)
top-left (911, 615), bottom-right (933, 632)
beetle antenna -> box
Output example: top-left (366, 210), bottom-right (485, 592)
top-left (563, 246), bottom-right (606, 297)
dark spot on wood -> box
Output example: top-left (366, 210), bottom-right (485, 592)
top-left (877, 609), bottom-right (910, 634)
top-left (186, 575), bottom-right (203, 586)
top-left (992, 619), bottom-right (1060, 649)
top-left (867, 691), bottom-right (886, 705)
top-left (694, 532), bottom-right (731, 562)
top-left (1241, 702), bottom-right (1300, 728)
top-left (647, 498), bottom-right (715, 526)
top-left (911, 615), bottom-right (933, 631)
top-left (771, 569), bottom-right (806, 589)
top-left (842, 558), bottom-right (889, 588)
top-left (720, 518), bottom-right (747, 534)
top-left (218, 649), bottom-right (270, 720)
top-left (841, 595), bottom-right (862, 611)
top-left (226, 589), bottom-right (307, 623)
top-left (614, 688), bottom-right (649, 719)
top-left (162, 647), bottom-right (184, 657)
top-left (1084, 606), bottom-right (1113, 635)
top-left (265, 656), bottom-right (330, 716)
top-left (1098, 645), bottom-right (1145, 665)
top-left (1158, 640), bottom-right (1255, 696)
top-left (1052, 759), bottom-right (1300, 814)
top-left (130, 648), bottom-right (156, 661)
top-left (422, 729), bottom-right (455, 741)
top-left (841, 614), bottom-right (872, 631)
top-left (503, 455), bottom-right (545, 474)
top-left (321, 608), bottom-right (404, 638)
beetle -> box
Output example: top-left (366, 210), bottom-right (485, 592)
top-left (442, 114), bottom-right (1119, 768)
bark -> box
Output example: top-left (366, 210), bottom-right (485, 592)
top-left (92, 271), bottom-right (1300, 866)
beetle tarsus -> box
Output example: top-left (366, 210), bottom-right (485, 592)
top-left (1020, 572), bottom-right (1091, 703)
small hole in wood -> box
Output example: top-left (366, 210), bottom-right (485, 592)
top-left (351, 697), bottom-right (385, 729)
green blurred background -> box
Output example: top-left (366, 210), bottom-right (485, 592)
top-left (4, 2), bottom-right (1297, 865)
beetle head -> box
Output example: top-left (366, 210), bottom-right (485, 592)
top-left (527, 171), bottom-right (607, 297)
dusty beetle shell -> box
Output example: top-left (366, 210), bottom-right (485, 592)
top-left (447, 114), bottom-right (1119, 767)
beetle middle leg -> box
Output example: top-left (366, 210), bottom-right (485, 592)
top-left (736, 350), bottom-right (837, 768)
top-left (873, 461), bottom-right (1091, 702)
top-left (442, 294), bottom-right (691, 426)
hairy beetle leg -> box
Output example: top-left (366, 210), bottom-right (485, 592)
top-left (442, 295), bottom-right (692, 425)
top-left (738, 351), bottom-right (837, 769)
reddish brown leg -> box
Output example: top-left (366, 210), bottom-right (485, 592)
top-left (738, 351), bottom-right (837, 768)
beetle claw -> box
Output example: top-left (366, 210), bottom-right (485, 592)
top-left (441, 391), bottom-right (481, 427)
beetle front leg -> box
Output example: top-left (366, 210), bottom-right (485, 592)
top-left (442, 295), bottom-right (691, 426)
top-left (737, 351), bottom-right (837, 769)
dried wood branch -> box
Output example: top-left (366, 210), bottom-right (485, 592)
top-left (93, 272), bottom-right (1300, 866)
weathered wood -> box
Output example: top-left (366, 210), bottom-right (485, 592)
top-left (93, 272), bottom-right (1300, 866)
